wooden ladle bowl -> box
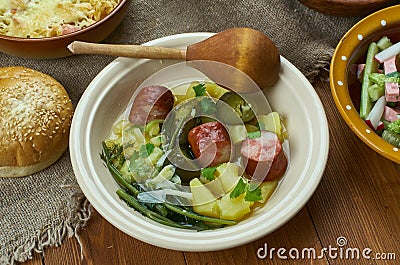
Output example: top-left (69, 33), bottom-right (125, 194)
top-left (298, 0), bottom-right (398, 17)
top-left (69, 28), bottom-right (281, 92)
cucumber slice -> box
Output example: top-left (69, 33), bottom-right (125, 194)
top-left (377, 36), bottom-right (393, 51)
top-left (382, 130), bottom-right (400, 148)
top-left (145, 119), bottom-right (163, 137)
top-left (360, 42), bottom-right (379, 119)
top-left (368, 84), bottom-right (385, 102)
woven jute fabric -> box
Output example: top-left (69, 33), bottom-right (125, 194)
top-left (0, 1), bottom-right (362, 264)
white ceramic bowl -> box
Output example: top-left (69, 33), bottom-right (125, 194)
top-left (70, 33), bottom-right (329, 251)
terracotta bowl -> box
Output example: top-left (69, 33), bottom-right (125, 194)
top-left (0, 0), bottom-right (130, 59)
top-left (330, 5), bottom-right (400, 164)
top-left (298, 0), bottom-right (398, 17)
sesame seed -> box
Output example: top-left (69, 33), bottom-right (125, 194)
top-left (0, 68), bottom-right (72, 148)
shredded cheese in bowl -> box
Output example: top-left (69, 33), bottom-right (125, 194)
top-left (0, 0), bottom-right (120, 38)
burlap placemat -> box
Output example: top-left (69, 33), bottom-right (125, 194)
top-left (0, 1), bottom-right (363, 264)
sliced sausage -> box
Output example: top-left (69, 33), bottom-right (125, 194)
top-left (188, 121), bottom-right (231, 167)
top-left (241, 130), bottom-right (287, 181)
top-left (129, 85), bottom-right (174, 125)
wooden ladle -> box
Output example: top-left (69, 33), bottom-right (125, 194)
top-left (68, 28), bottom-right (281, 91)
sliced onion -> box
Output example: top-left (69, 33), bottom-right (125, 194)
top-left (365, 96), bottom-right (386, 130)
top-left (137, 189), bottom-right (193, 204)
top-left (137, 190), bottom-right (166, 203)
top-left (375, 42), bottom-right (400, 63)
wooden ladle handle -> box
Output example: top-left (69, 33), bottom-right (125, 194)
top-left (68, 41), bottom-right (187, 60)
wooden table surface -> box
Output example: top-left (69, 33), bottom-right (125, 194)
top-left (24, 73), bottom-right (399, 265)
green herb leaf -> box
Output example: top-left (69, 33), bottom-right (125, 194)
top-left (230, 178), bottom-right (263, 202)
top-left (193, 83), bottom-right (207, 97)
top-left (386, 71), bottom-right (400, 79)
top-left (247, 131), bottom-right (261, 139)
top-left (230, 178), bottom-right (247, 199)
top-left (200, 98), bottom-right (217, 115)
top-left (201, 166), bottom-right (218, 181)
top-left (369, 72), bottom-right (400, 85)
top-left (245, 184), bottom-right (262, 202)
top-left (388, 120), bottom-right (400, 134)
top-left (139, 143), bottom-right (155, 158)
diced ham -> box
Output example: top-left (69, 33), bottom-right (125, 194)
top-left (357, 64), bottom-right (365, 82)
top-left (383, 56), bottom-right (400, 102)
top-left (384, 56), bottom-right (398, 74)
top-left (356, 64), bottom-right (381, 82)
top-left (385, 83), bottom-right (400, 102)
top-left (61, 24), bottom-right (81, 35)
top-left (383, 106), bottom-right (400, 122)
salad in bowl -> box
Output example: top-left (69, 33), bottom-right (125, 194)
top-left (356, 36), bottom-right (400, 148)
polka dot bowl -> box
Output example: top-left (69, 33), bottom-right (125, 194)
top-left (330, 4), bottom-right (400, 164)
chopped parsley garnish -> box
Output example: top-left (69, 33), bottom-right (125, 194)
top-left (244, 184), bottom-right (262, 202)
top-left (230, 178), bottom-right (262, 202)
top-left (386, 71), bottom-right (400, 79)
top-left (247, 131), bottom-right (261, 139)
top-left (193, 83), bottom-right (207, 97)
top-left (369, 72), bottom-right (400, 86)
top-left (201, 166), bottom-right (218, 181)
top-left (388, 120), bottom-right (400, 134)
top-left (139, 143), bottom-right (155, 158)
top-left (230, 178), bottom-right (247, 199)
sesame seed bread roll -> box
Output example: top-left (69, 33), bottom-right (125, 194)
top-left (0, 66), bottom-right (73, 178)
